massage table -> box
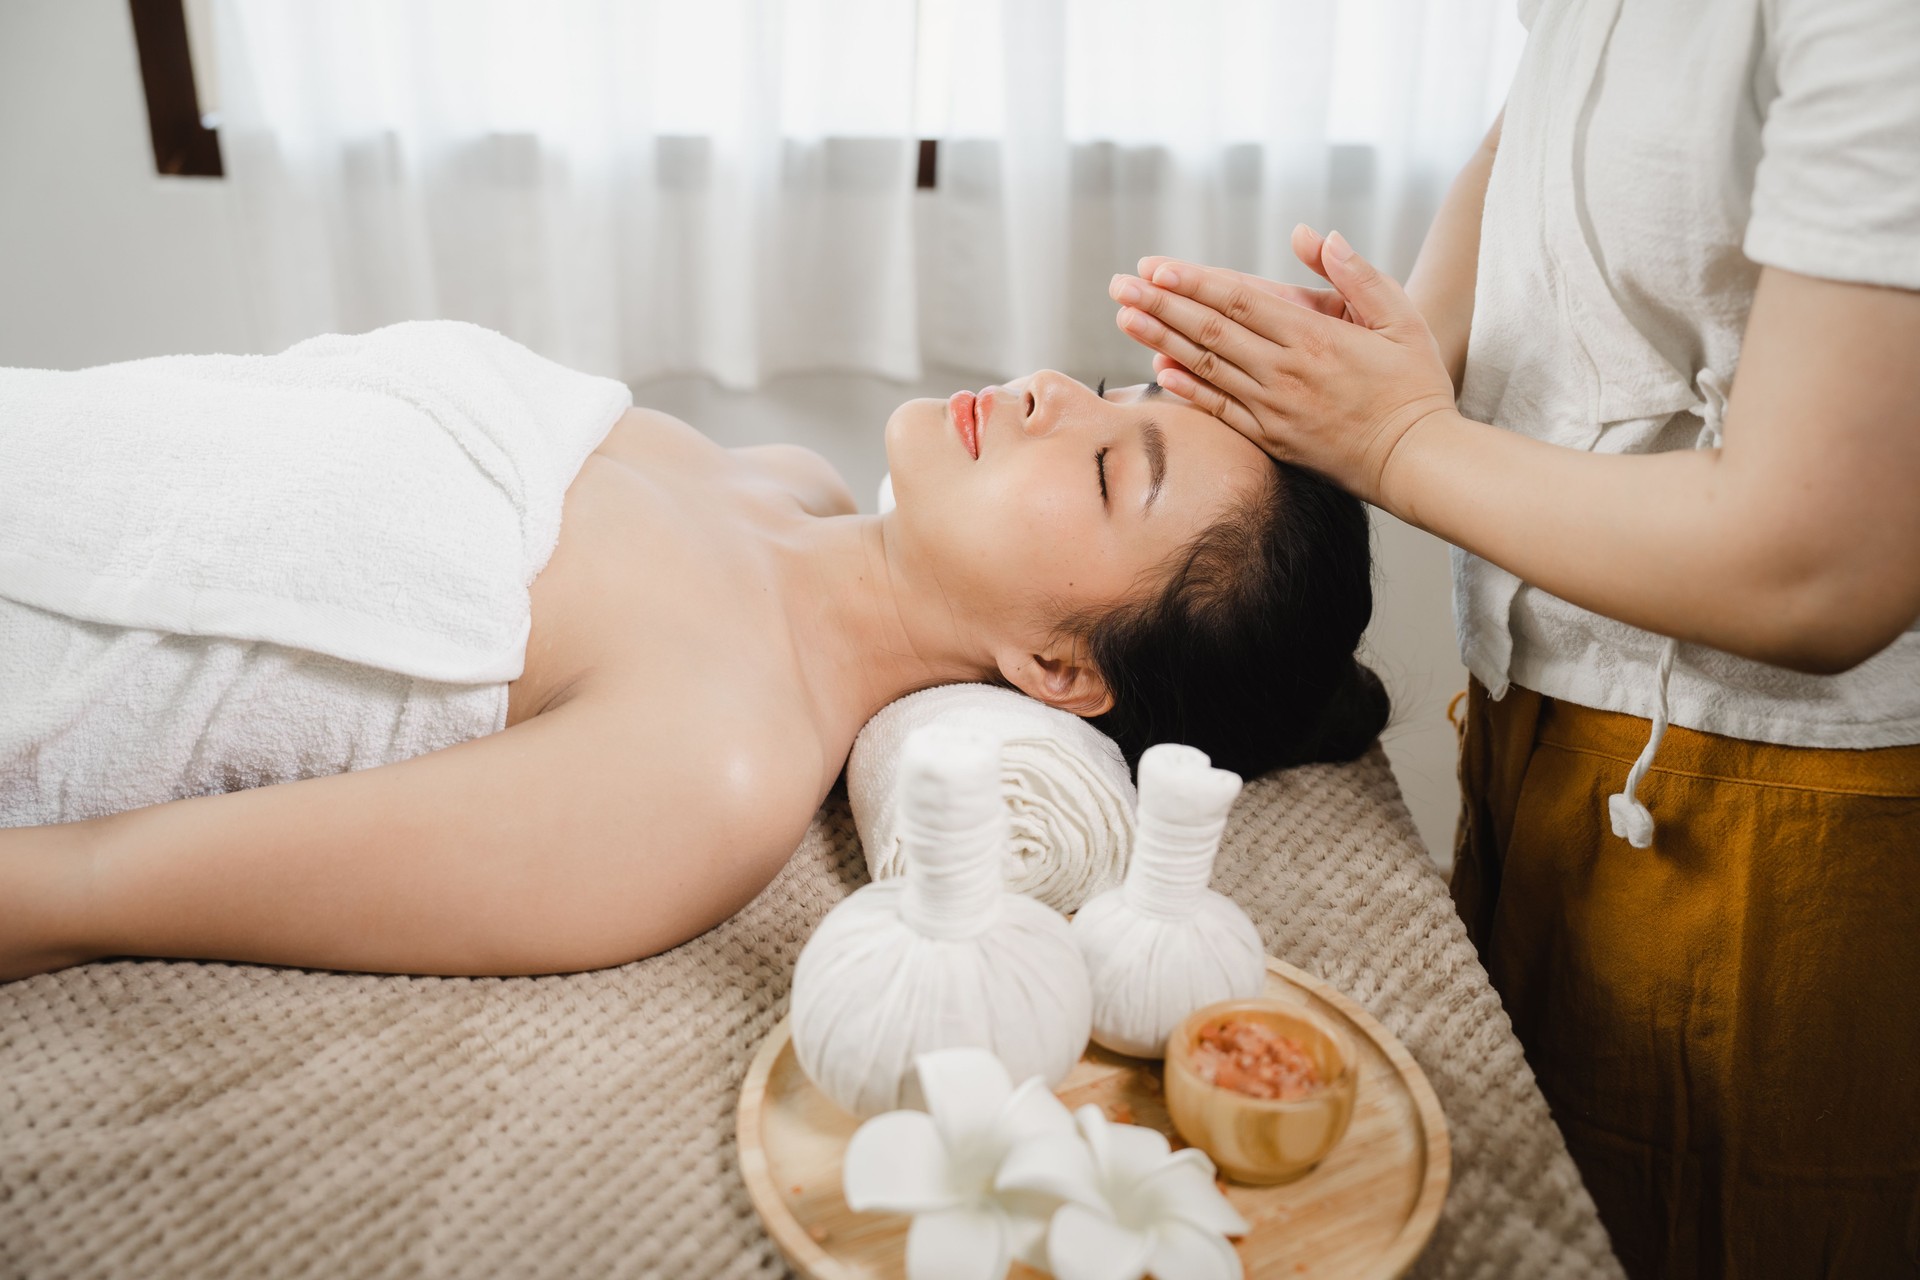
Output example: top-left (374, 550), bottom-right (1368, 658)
top-left (0, 747), bottom-right (1623, 1278)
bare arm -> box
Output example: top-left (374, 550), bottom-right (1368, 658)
top-left (11, 693), bottom-right (814, 979)
top-left (1403, 109), bottom-right (1502, 392)
top-left (1385, 267), bottom-right (1920, 672)
top-left (1, 820), bottom-right (95, 979)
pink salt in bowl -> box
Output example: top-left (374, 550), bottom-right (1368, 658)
top-left (1164, 996), bottom-right (1360, 1185)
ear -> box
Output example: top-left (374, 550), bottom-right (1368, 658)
top-left (997, 641), bottom-right (1114, 718)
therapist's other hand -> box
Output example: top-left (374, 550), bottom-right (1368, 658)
top-left (1110, 227), bottom-right (1455, 506)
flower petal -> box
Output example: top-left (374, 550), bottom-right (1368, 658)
top-left (1132, 1159), bottom-right (1251, 1238)
top-left (1147, 1220), bottom-right (1246, 1280)
top-left (993, 1132), bottom-right (1107, 1211)
top-left (1048, 1202), bottom-right (1155, 1280)
top-left (1072, 1104), bottom-right (1114, 1169)
top-left (997, 1191), bottom-right (1058, 1273)
top-left (906, 1204), bottom-right (1013, 1280)
top-left (844, 1110), bottom-right (963, 1214)
top-left (910, 1048), bottom-right (1015, 1147)
top-left (999, 1075), bottom-right (1079, 1144)
top-left (1167, 1147), bottom-right (1220, 1180)
top-left (1102, 1118), bottom-right (1173, 1173)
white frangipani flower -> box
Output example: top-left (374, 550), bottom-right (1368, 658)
top-left (995, 1103), bottom-right (1251, 1280)
top-left (842, 1047), bottom-right (1079, 1280)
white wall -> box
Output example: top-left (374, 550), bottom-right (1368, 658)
top-left (0, 0), bottom-right (252, 369)
top-left (0, 0), bottom-right (1468, 863)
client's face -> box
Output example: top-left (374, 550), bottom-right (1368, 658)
top-left (883, 370), bottom-right (1271, 712)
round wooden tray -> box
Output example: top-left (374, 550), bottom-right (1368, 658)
top-left (737, 956), bottom-right (1450, 1279)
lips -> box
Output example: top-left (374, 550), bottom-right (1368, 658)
top-left (947, 390), bottom-right (981, 460)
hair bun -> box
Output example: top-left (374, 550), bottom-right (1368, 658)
top-left (1300, 660), bottom-right (1390, 764)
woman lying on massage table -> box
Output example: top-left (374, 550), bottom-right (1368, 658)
top-left (1, 370), bottom-right (1384, 981)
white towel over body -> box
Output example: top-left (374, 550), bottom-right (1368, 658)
top-left (848, 684), bottom-right (1137, 914)
top-left (0, 320), bottom-right (632, 827)
top-left (0, 597), bottom-right (508, 827)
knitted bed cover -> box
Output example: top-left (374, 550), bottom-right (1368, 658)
top-left (0, 747), bottom-right (1622, 1279)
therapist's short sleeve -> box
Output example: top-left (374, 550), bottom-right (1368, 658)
top-left (1744, 0), bottom-right (1920, 290)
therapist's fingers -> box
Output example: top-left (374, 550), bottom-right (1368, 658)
top-left (1138, 260), bottom-right (1355, 356)
top-left (1140, 254), bottom-right (1349, 320)
top-left (1150, 364), bottom-right (1264, 441)
top-left (1316, 231), bottom-right (1427, 336)
top-left (1291, 223), bottom-right (1332, 282)
top-left (1139, 254), bottom-right (1311, 297)
top-left (1109, 276), bottom-right (1279, 395)
top-left (1112, 297), bottom-right (1264, 407)
top-left (1146, 350), bottom-right (1195, 391)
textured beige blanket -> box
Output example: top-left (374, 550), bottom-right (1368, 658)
top-left (0, 748), bottom-right (1621, 1279)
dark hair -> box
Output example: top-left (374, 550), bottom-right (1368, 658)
top-left (1066, 460), bottom-right (1389, 779)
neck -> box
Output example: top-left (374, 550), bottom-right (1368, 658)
top-left (769, 511), bottom-right (991, 742)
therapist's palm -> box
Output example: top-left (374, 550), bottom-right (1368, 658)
top-left (1116, 229), bottom-right (1456, 506)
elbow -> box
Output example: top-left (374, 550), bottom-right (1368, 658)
top-left (1763, 632), bottom-right (1901, 677)
top-left (1768, 642), bottom-right (1878, 678)
top-left (1745, 570), bottom-right (1919, 676)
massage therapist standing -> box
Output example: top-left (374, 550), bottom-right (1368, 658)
top-left (1110, 1), bottom-right (1920, 1274)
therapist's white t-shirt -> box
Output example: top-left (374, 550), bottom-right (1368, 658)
top-left (1455, 0), bottom-right (1920, 748)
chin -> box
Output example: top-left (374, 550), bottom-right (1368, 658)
top-left (881, 397), bottom-right (948, 507)
top-left (880, 399), bottom-right (913, 464)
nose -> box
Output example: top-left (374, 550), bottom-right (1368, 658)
top-left (1017, 370), bottom-right (1086, 438)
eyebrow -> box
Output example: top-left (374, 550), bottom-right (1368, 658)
top-left (1143, 420), bottom-right (1167, 510)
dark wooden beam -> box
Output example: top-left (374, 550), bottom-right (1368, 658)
top-left (128, 0), bottom-right (223, 176)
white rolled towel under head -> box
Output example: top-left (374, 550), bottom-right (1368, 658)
top-left (848, 683), bottom-right (1137, 914)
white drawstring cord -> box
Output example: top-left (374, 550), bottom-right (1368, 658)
top-left (1604, 371), bottom-right (1728, 848)
top-left (1608, 636), bottom-right (1677, 848)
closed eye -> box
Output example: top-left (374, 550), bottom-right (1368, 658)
top-left (1096, 447), bottom-right (1109, 504)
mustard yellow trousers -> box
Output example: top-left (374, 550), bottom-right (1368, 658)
top-left (1450, 678), bottom-right (1920, 1279)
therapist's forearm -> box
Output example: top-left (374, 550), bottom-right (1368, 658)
top-left (1382, 268), bottom-right (1920, 674)
top-left (1382, 410), bottom-right (1899, 675)
top-left (1404, 110), bottom-right (1502, 393)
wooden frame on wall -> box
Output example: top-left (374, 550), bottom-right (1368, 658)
top-left (128, 0), bottom-right (222, 176)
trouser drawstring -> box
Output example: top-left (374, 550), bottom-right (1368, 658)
top-left (1605, 370), bottom-right (1729, 848)
top-left (1607, 636), bottom-right (1677, 847)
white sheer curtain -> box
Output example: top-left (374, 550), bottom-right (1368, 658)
top-left (211, 0), bottom-right (1518, 385)
top-left (922, 0), bottom-right (1522, 376)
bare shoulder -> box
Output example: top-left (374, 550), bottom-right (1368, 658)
top-left (593, 404), bottom-right (717, 463)
top-left (732, 444), bottom-right (858, 517)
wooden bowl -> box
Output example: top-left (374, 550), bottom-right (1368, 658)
top-left (737, 956), bottom-right (1451, 1279)
top-left (1164, 998), bottom-right (1360, 1184)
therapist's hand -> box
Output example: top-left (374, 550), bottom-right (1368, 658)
top-left (1137, 225), bottom-right (1355, 385)
top-left (1138, 225), bottom-right (1357, 334)
top-left (1110, 227), bottom-right (1457, 507)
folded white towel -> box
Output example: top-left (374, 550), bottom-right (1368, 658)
top-left (0, 320), bottom-right (631, 684)
top-left (848, 683), bottom-right (1137, 914)
top-left (0, 596), bottom-right (508, 827)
